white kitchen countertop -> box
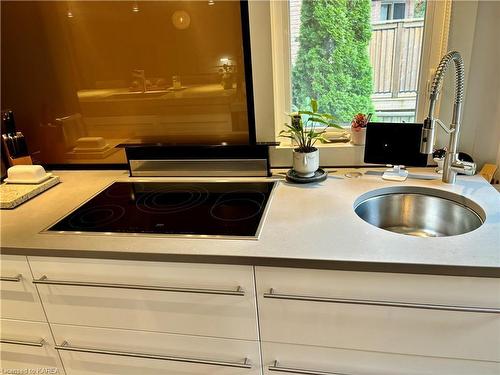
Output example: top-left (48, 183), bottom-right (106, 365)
top-left (1, 168), bottom-right (499, 276)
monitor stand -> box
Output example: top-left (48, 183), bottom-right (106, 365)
top-left (382, 165), bottom-right (408, 181)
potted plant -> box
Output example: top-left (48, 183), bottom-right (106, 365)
top-left (279, 99), bottom-right (341, 177)
top-left (219, 63), bottom-right (234, 90)
top-left (350, 113), bottom-right (372, 145)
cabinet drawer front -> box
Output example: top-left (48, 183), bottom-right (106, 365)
top-left (29, 257), bottom-right (258, 340)
top-left (51, 324), bottom-right (261, 375)
top-left (0, 318), bottom-right (65, 374)
top-left (262, 342), bottom-right (500, 375)
top-left (256, 267), bottom-right (500, 361)
top-left (1, 255), bottom-right (46, 321)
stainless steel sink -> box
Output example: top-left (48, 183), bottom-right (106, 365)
top-left (354, 187), bottom-right (485, 237)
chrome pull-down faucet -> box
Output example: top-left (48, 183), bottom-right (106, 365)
top-left (420, 51), bottom-right (476, 184)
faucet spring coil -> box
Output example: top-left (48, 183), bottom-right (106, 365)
top-left (430, 51), bottom-right (465, 104)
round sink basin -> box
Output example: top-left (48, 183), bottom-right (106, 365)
top-left (354, 187), bottom-right (485, 237)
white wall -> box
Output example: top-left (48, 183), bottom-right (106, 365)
top-left (438, 0), bottom-right (500, 177)
top-left (248, 1), bottom-right (275, 143)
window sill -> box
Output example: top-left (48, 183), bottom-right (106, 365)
top-left (276, 141), bottom-right (361, 150)
top-left (270, 142), bottom-right (366, 167)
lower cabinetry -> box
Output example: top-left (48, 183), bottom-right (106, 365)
top-left (255, 266), bottom-right (500, 371)
top-left (1, 255), bottom-right (46, 321)
top-left (28, 257), bottom-right (259, 341)
top-left (51, 324), bottom-right (261, 375)
top-left (2, 255), bottom-right (499, 375)
top-left (261, 342), bottom-right (500, 375)
top-left (0, 318), bottom-right (65, 374)
top-left (23, 256), bottom-right (262, 374)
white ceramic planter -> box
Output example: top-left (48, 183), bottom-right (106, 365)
top-left (292, 149), bottom-right (319, 177)
top-left (351, 128), bottom-right (366, 145)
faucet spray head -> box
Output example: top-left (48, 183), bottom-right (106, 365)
top-left (420, 117), bottom-right (435, 154)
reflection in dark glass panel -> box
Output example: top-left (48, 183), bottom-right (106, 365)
top-left (1, 1), bottom-right (251, 164)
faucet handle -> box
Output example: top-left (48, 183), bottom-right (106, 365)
top-left (462, 161), bottom-right (476, 175)
top-left (451, 160), bottom-right (476, 176)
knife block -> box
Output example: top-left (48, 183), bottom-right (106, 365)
top-left (1, 134), bottom-right (32, 166)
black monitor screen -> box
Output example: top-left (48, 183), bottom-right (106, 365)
top-left (364, 122), bottom-right (428, 167)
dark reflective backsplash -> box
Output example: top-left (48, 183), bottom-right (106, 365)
top-left (1, 1), bottom-right (252, 164)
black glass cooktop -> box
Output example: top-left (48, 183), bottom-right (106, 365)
top-left (49, 181), bottom-right (276, 237)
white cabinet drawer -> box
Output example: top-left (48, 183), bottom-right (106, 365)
top-left (0, 318), bottom-right (65, 374)
top-left (262, 342), bottom-right (500, 375)
top-left (1, 255), bottom-right (45, 321)
top-left (51, 324), bottom-right (261, 375)
top-left (29, 257), bottom-right (258, 340)
top-left (256, 267), bottom-right (500, 361)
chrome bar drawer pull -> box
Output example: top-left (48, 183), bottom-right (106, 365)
top-left (0, 338), bottom-right (45, 347)
top-left (0, 274), bottom-right (22, 282)
top-left (269, 360), bottom-right (351, 375)
top-left (33, 275), bottom-right (245, 296)
top-left (263, 288), bottom-right (500, 314)
top-left (55, 341), bottom-right (252, 369)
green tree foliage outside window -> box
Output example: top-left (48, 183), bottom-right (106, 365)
top-left (292, 0), bottom-right (375, 123)
top-left (414, 0), bottom-right (426, 18)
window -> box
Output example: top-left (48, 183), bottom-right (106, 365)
top-left (393, 3), bottom-right (406, 19)
top-left (381, 3), bottom-right (391, 20)
top-left (381, 1), bottom-right (406, 21)
top-left (262, 0), bottom-right (452, 165)
top-left (290, 0), bottom-right (425, 125)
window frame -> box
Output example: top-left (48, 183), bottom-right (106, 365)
top-left (252, 0), bottom-right (453, 167)
top-left (381, 1), bottom-right (407, 21)
top-left (379, 0), bottom-right (406, 21)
